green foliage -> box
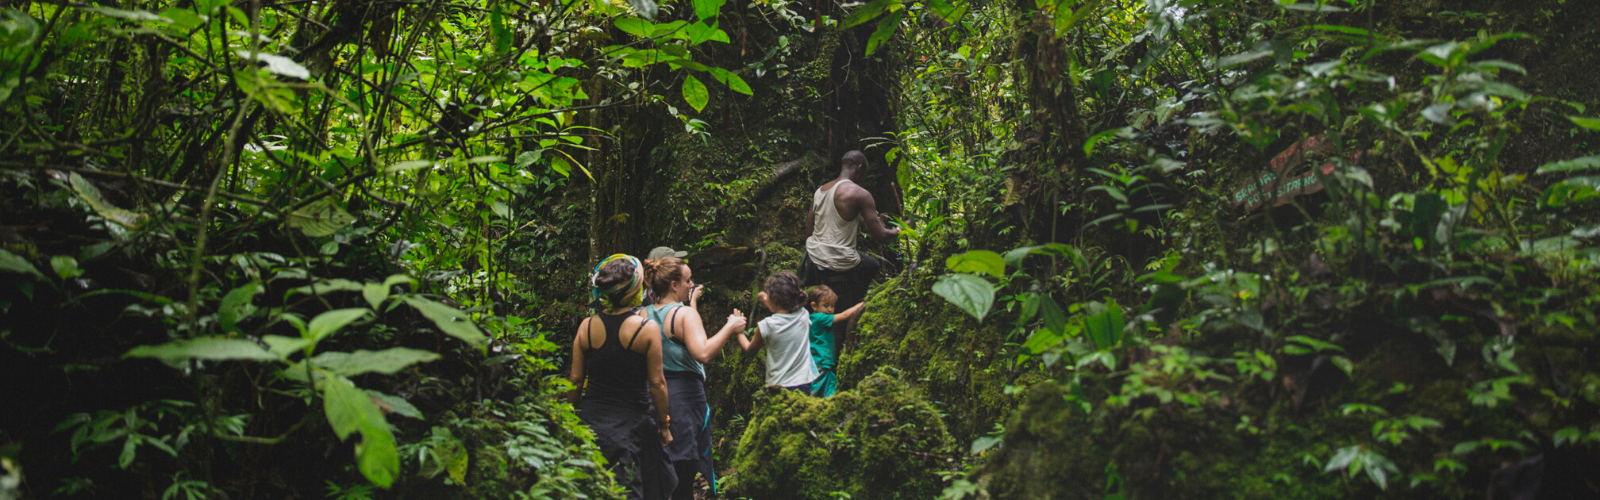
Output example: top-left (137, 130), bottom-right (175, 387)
top-left (119, 275), bottom-right (481, 488)
top-left (931, 273), bottom-right (995, 321)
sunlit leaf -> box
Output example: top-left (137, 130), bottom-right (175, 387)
top-left (945, 250), bottom-right (1005, 279)
top-left (0, 249), bottom-right (42, 279)
top-left (841, 0), bottom-right (894, 28)
top-left (864, 10), bottom-right (905, 56)
top-left (125, 337), bottom-right (277, 361)
top-left (931, 274), bottom-right (995, 322)
top-left (234, 50), bottom-right (310, 80)
top-left (685, 21), bottom-right (730, 45)
top-left (1569, 116), bottom-right (1600, 131)
top-left (322, 375), bottom-right (398, 488)
top-left (288, 279), bottom-right (365, 298)
top-left (1536, 156), bottom-right (1600, 174)
top-left (683, 75), bottom-right (709, 112)
top-left (70, 173), bottom-right (145, 228)
top-left (1324, 446), bottom-right (1359, 472)
top-left (614, 17), bottom-right (652, 37)
top-left (401, 297), bottom-right (488, 347)
top-left (307, 348), bottom-right (440, 376)
top-left (362, 282), bottom-right (390, 309)
top-left (262, 335), bottom-right (314, 358)
top-left (970, 436), bottom-right (1002, 455)
top-left (924, 0), bottom-right (966, 23)
top-left (692, 0), bottom-right (725, 21)
top-left (708, 67), bottom-right (752, 95)
top-left (365, 390), bottom-right (423, 420)
top-left (306, 308), bottom-right (372, 342)
top-left (1082, 300), bottom-right (1123, 350)
top-left (385, 160), bottom-right (431, 173)
top-left (218, 282), bottom-right (263, 333)
top-left (285, 198), bottom-right (355, 237)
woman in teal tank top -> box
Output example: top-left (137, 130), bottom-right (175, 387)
top-left (641, 256), bottom-right (746, 500)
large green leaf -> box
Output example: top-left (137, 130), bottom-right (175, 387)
top-left (691, 0), bottom-right (725, 21)
top-left (1019, 327), bottom-right (1064, 364)
top-left (932, 274), bottom-right (996, 322)
top-left (923, 0), bottom-right (966, 23)
top-left (1082, 300), bottom-right (1124, 350)
top-left (1535, 156), bottom-right (1600, 174)
top-left (218, 282), bottom-right (263, 333)
top-left (70, 173), bottom-right (145, 228)
top-left (708, 67), bottom-right (752, 95)
top-left (234, 50), bottom-right (310, 80)
top-left (1568, 116), bottom-right (1600, 131)
top-left (863, 10), bottom-right (905, 56)
top-left (306, 308), bottom-right (372, 342)
top-left (685, 21), bottom-right (730, 45)
top-left (682, 75), bottom-right (709, 112)
top-left (841, 0), bottom-right (894, 28)
top-left (50, 255), bottom-right (81, 279)
top-left (322, 375), bottom-right (398, 488)
top-left (614, 17), bottom-right (652, 37)
top-left (1002, 243), bottom-right (1085, 273)
top-left (288, 279), bottom-right (365, 298)
top-left (0, 249), bottom-right (42, 279)
top-left (945, 250), bottom-right (1005, 279)
top-left (1541, 176), bottom-right (1600, 208)
top-left (365, 390), bottom-right (423, 420)
top-left (309, 348), bottom-right (441, 376)
top-left (1037, 294), bottom-right (1067, 335)
top-left (401, 297), bottom-right (488, 347)
top-left (125, 337), bottom-right (277, 361)
top-left (363, 276), bottom-right (415, 308)
top-left (262, 335), bottom-right (314, 358)
top-left (285, 198), bottom-right (354, 237)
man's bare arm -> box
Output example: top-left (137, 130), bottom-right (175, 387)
top-left (851, 185), bottom-right (900, 244)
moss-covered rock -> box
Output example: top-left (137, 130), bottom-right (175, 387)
top-left (725, 370), bottom-right (958, 499)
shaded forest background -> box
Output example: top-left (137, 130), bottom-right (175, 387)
top-left (2, 0), bottom-right (1599, 498)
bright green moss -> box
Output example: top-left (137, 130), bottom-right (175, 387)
top-left (725, 370), bottom-right (957, 499)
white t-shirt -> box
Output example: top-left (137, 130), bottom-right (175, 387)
top-left (757, 309), bottom-right (819, 387)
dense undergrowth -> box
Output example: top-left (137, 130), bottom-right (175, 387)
top-left (3, 0), bottom-right (1600, 498)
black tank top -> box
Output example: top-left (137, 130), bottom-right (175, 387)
top-left (583, 312), bottom-right (650, 408)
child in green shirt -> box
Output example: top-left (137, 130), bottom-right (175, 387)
top-left (804, 285), bottom-right (865, 397)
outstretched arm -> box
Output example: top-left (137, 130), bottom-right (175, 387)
top-left (832, 302), bottom-right (866, 324)
top-left (682, 308), bottom-right (745, 364)
top-left (737, 323), bottom-right (764, 353)
top-left (852, 186), bottom-right (900, 244)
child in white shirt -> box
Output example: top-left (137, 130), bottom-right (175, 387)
top-left (738, 271), bottom-right (819, 391)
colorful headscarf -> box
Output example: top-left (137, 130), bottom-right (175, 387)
top-left (591, 254), bottom-right (645, 311)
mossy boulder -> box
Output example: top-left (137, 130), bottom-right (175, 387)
top-left (725, 370), bottom-right (958, 499)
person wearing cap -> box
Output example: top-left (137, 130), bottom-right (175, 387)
top-left (640, 251), bottom-right (746, 499)
top-left (648, 246), bottom-right (688, 260)
top-left (569, 254), bottom-right (677, 499)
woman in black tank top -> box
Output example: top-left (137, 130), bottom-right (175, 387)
top-left (568, 255), bottom-right (675, 499)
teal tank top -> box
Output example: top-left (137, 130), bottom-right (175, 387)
top-left (645, 302), bottom-right (704, 378)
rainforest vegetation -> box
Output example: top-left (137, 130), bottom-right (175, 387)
top-left (2, 0), bottom-right (1599, 497)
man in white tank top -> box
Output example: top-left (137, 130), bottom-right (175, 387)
top-left (802, 150), bottom-right (900, 350)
